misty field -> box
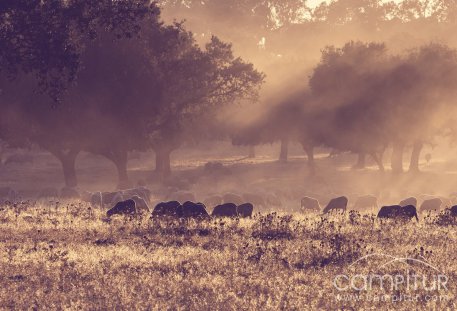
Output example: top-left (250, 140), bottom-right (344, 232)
top-left (0, 201), bottom-right (456, 310)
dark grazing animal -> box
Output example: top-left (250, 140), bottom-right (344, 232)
top-left (377, 205), bottom-right (400, 219)
top-left (419, 198), bottom-right (442, 212)
top-left (377, 205), bottom-right (418, 222)
top-left (401, 205), bottom-right (419, 221)
top-left (107, 199), bottom-right (136, 217)
top-left (151, 201), bottom-right (182, 217)
top-left (300, 197), bottom-right (321, 212)
top-left (212, 203), bottom-right (238, 217)
top-left (450, 205), bottom-right (457, 217)
top-left (237, 203), bottom-right (254, 218)
top-left (323, 196), bottom-right (348, 213)
top-left (399, 197), bottom-right (417, 207)
top-left (181, 201), bottom-right (210, 219)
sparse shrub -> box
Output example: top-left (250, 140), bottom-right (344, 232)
top-left (251, 213), bottom-right (294, 240)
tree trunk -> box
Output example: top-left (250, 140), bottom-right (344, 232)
top-left (100, 149), bottom-right (130, 189)
top-left (49, 148), bottom-right (80, 188)
top-left (279, 139), bottom-right (289, 162)
top-left (370, 152), bottom-right (384, 172)
top-left (113, 151), bottom-right (129, 189)
top-left (409, 141), bottom-right (423, 172)
top-left (0, 142), bottom-right (5, 165)
top-left (391, 142), bottom-right (405, 174)
top-left (301, 142), bottom-right (315, 174)
top-left (61, 154), bottom-right (78, 188)
top-left (248, 146), bottom-right (256, 158)
top-left (353, 153), bottom-right (366, 169)
top-left (155, 148), bottom-right (172, 179)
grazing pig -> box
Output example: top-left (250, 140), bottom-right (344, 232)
top-left (419, 198), bottom-right (442, 212)
top-left (237, 203), bottom-right (254, 218)
top-left (400, 205), bottom-right (419, 221)
top-left (151, 201), bottom-right (182, 217)
top-left (377, 205), bottom-right (400, 219)
top-left (107, 199), bottom-right (136, 217)
top-left (212, 203), bottom-right (238, 217)
top-left (300, 197), bottom-right (321, 212)
top-left (323, 196), bottom-right (348, 214)
top-left (399, 197), bottom-right (417, 207)
top-left (181, 201), bottom-right (210, 219)
top-left (377, 205), bottom-right (418, 222)
top-left (418, 195), bottom-right (451, 208)
top-left (449, 205), bottom-right (457, 217)
top-left (353, 195), bottom-right (378, 211)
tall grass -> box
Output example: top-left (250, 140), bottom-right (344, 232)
top-left (0, 201), bottom-right (455, 310)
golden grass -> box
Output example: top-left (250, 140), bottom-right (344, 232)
top-left (0, 201), bottom-right (456, 310)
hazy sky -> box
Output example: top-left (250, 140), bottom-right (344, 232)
top-left (307, 0), bottom-right (403, 9)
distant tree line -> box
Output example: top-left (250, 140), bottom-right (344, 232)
top-left (234, 41), bottom-right (457, 174)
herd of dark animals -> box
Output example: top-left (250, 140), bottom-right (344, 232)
top-left (110, 200), bottom-right (254, 219)
top-left (1, 185), bottom-right (457, 222)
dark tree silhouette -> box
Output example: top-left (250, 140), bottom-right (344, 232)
top-left (309, 41), bottom-right (457, 173)
top-left (0, 1), bottom-right (160, 187)
top-left (309, 41), bottom-right (392, 171)
top-left (146, 33), bottom-right (264, 179)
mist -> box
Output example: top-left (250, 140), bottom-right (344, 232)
top-left (1, 0), bottom-right (457, 209)
top-left (3, 2), bottom-right (457, 309)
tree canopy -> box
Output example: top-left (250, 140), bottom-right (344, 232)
top-left (0, 0), bottom-right (264, 187)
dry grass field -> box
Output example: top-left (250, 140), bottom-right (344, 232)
top-left (0, 201), bottom-right (456, 310)
top-left (1, 146), bottom-right (457, 310)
